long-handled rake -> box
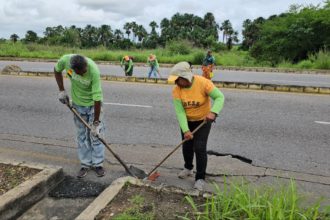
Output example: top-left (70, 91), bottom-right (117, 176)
top-left (147, 120), bottom-right (207, 181)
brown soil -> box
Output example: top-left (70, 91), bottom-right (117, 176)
top-left (96, 184), bottom-right (205, 220)
top-left (0, 163), bottom-right (40, 196)
top-left (1, 65), bottom-right (22, 74)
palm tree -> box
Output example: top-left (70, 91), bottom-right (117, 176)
top-left (136, 25), bottom-right (147, 42)
top-left (114, 29), bottom-right (123, 40)
top-left (220, 20), bottom-right (232, 43)
top-left (10, 34), bottom-right (19, 43)
top-left (149, 21), bottom-right (159, 34)
top-left (130, 21), bottom-right (138, 43)
top-left (123, 22), bottom-right (131, 39)
top-left (98, 24), bottom-right (113, 47)
top-left (226, 30), bottom-right (239, 50)
top-left (81, 25), bottom-right (98, 48)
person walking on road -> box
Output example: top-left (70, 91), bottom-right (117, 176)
top-left (54, 54), bottom-right (106, 178)
top-left (202, 50), bottom-right (216, 80)
top-left (168, 61), bottom-right (225, 191)
top-left (147, 54), bottom-right (161, 78)
top-left (121, 55), bottom-right (134, 76)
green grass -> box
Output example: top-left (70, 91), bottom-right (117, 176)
top-left (179, 179), bottom-right (330, 220)
top-left (113, 195), bottom-right (155, 220)
top-left (0, 42), bottom-right (329, 69)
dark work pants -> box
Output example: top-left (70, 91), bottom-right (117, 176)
top-left (125, 65), bottom-right (133, 76)
top-left (181, 120), bottom-right (211, 180)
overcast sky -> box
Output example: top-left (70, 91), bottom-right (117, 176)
top-left (0, 0), bottom-right (325, 39)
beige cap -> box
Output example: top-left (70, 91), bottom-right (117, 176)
top-left (168, 61), bottom-right (193, 83)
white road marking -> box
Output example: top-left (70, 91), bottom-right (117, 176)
top-left (315, 121), bottom-right (330, 125)
top-left (103, 102), bottom-right (152, 108)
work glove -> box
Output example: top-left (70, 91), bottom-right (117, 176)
top-left (58, 90), bottom-right (69, 105)
top-left (91, 121), bottom-right (102, 137)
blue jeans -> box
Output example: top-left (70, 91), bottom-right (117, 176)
top-left (148, 66), bottom-right (158, 78)
top-left (73, 103), bottom-right (105, 168)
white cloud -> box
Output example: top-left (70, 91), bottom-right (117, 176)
top-left (0, 0), bottom-right (325, 39)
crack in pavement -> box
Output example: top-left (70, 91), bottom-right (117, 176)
top-left (1, 134), bottom-right (330, 186)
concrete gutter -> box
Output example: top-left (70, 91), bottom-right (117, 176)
top-left (0, 160), bottom-right (63, 220)
top-left (0, 57), bottom-right (329, 75)
top-left (2, 71), bottom-right (330, 95)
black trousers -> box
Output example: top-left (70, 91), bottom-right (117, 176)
top-left (181, 120), bottom-right (211, 180)
top-left (124, 65), bottom-right (133, 76)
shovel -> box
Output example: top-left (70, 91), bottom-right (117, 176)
top-left (67, 103), bottom-right (147, 178)
top-left (147, 120), bottom-right (207, 181)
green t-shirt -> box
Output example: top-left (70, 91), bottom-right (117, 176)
top-left (147, 59), bottom-right (159, 70)
top-left (55, 54), bottom-right (103, 107)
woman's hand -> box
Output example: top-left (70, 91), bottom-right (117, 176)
top-left (184, 131), bottom-right (193, 140)
top-left (206, 112), bottom-right (217, 122)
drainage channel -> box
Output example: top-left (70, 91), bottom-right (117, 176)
top-left (18, 176), bottom-right (107, 220)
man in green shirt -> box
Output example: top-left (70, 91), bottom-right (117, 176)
top-left (147, 54), bottom-right (160, 78)
top-left (120, 55), bottom-right (134, 76)
top-left (54, 54), bottom-right (105, 178)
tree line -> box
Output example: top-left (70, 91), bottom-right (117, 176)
top-left (8, 12), bottom-right (238, 51)
top-left (242, 2), bottom-right (330, 65)
top-left (6, 2), bottom-right (330, 65)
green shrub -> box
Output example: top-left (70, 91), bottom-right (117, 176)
top-left (297, 60), bottom-right (313, 69)
top-left (191, 51), bottom-right (205, 65)
top-left (277, 60), bottom-right (294, 69)
top-left (166, 40), bottom-right (192, 55)
top-left (311, 50), bottom-right (330, 70)
top-left (211, 42), bottom-right (226, 53)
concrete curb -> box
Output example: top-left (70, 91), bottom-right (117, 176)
top-left (0, 57), bottom-right (329, 75)
top-left (75, 176), bottom-right (138, 220)
top-left (76, 176), bottom-right (206, 220)
top-left (1, 71), bottom-right (330, 95)
top-left (0, 160), bottom-right (64, 220)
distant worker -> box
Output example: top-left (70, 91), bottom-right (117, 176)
top-left (147, 54), bottom-right (161, 78)
top-left (120, 55), bottom-right (134, 76)
top-left (202, 50), bottom-right (216, 80)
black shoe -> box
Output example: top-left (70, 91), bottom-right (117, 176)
top-left (94, 166), bottom-right (105, 177)
top-left (77, 167), bottom-right (89, 178)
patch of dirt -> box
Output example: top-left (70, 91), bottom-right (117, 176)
top-left (0, 163), bottom-right (40, 196)
top-left (95, 184), bottom-right (205, 220)
top-left (1, 65), bottom-right (22, 74)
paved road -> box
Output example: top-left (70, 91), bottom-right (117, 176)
top-left (1, 60), bottom-right (330, 87)
top-left (1, 75), bottom-right (329, 177)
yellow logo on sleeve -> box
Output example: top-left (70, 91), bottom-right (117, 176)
top-left (67, 69), bottom-right (73, 78)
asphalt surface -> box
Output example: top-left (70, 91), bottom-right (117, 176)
top-left (1, 60), bottom-right (330, 87)
top-left (0, 75), bottom-right (329, 177)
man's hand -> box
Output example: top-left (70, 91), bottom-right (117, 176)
top-left (58, 90), bottom-right (69, 104)
top-left (91, 121), bottom-right (102, 137)
top-left (206, 112), bottom-right (217, 122)
top-left (184, 131), bottom-right (193, 140)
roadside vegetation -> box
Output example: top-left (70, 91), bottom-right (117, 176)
top-left (1, 2), bottom-right (329, 70)
top-left (181, 179), bottom-right (330, 220)
top-left (1, 42), bottom-right (329, 70)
